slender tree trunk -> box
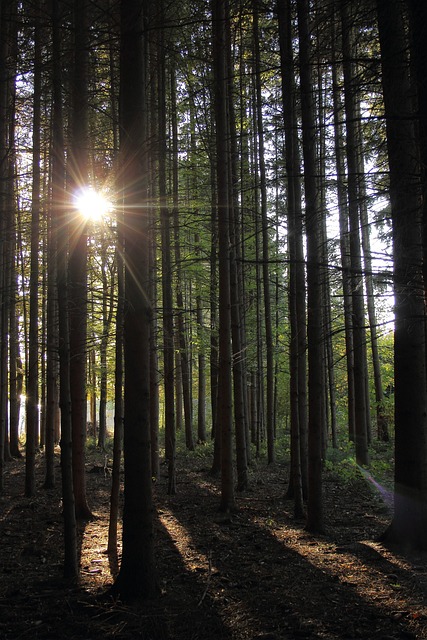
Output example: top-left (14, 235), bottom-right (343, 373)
top-left (7, 9), bottom-right (20, 461)
top-left (297, 0), bottom-right (324, 533)
top-left (25, 0), bottom-right (42, 496)
top-left (158, 29), bottom-right (176, 493)
top-left (331, 18), bottom-right (356, 443)
top-left (213, 0), bottom-right (235, 513)
top-left (195, 234), bottom-right (207, 443)
top-left (357, 135), bottom-right (388, 442)
top-left (107, 242), bottom-right (124, 557)
top-left (341, 0), bottom-right (370, 466)
top-left (253, 0), bottom-right (274, 464)
top-left (44, 203), bottom-right (57, 489)
top-left (171, 69), bottom-right (194, 452)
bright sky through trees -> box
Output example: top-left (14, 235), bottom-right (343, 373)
top-left (75, 187), bottom-right (112, 222)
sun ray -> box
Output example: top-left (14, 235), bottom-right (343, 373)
top-left (74, 187), bottom-right (112, 223)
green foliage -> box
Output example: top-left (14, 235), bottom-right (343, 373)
top-left (324, 436), bottom-right (394, 493)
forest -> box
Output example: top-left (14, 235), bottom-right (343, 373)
top-left (1, 0), bottom-right (427, 638)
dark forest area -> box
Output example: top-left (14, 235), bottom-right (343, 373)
top-left (1, 0), bottom-right (427, 637)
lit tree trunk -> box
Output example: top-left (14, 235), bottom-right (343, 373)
top-left (377, 0), bottom-right (427, 550)
top-left (109, 0), bottom-right (158, 599)
top-left (97, 232), bottom-right (114, 451)
top-left (107, 241), bottom-right (124, 557)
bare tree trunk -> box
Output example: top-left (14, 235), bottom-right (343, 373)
top-left (25, 0), bottom-right (42, 496)
top-left (109, 0), bottom-right (158, 599)
top-left (253, 0), bottom-right (274, 464)
top-left (68, 0), bottom-right (92, 520)
top-left (377, 0), bottom-right (427, 550)
top-left (51, 0), bottom-right (78, 578)
top-left (341, 0), bottom-right (369, 466)
top-left (297, 0), bottom-right (324, 534)
top-left (331, 15), bottom-right (356, 444)
top-left (213, 0), bottom-right (235, 514)
top-left (277, 0), bottom-right (305, 517)
top-left (158, 24), bottom-right (176, 493)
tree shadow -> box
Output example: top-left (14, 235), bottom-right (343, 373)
top-left (155, 468), bottom-right (427, 639)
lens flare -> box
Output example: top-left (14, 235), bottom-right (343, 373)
top-left (75, 188), bottom-right (112, 222)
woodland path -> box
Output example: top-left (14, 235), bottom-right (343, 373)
top-left (0, 449), bottom-right (427, 639)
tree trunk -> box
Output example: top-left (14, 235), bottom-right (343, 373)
top-left (213, 0), bottom-right (235, 514)
top-left (340, 0), bottom-right (370, 466)
top-left (277, 0), bottom-right (305, 517)
top-left (51, 0), bottom-right (78, 578)
top-left (297, 0), bottom-right (324, 534)
top-left (158, 27), bottom-right (176, 493)
top-left (331, 20), bottom-right (356, 444)
top-left (25, 0), bottom-right (42, 497)
top-left (68, 0), bottom-right (92, 520)
top-left (253, 0), bottom-right (274, 464)
top-left (377, 0), bottom-right (427, 550)
top-left (109, 0), bottom-right (158, 599)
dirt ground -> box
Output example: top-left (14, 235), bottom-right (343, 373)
top-left (1, 448), bottom-right (427, 640)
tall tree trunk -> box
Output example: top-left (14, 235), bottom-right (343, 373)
top-left (158, 27), bottom-right (176, 493)
top-left (171, 69), bottom-right (194, 452)
top-left (107, 241), bottom-right (124, 557)
top-left (277, 0), bottom-right (305, 517)
top-left (297, 0), bottom-right (324, 533)
top-left (357, 131), bottom-right (389, 442)
top-left (331, 16), bottom-right (356, 444)
top-left (377, 0), bottom-right (427, 550)
top-left (68, 0), bottom-right (92, 520)
top-left (97, 233), bottom-right (114, 451)
top-left (44, 201), bottom-right (58, 489)
top-left (51, 0), bottom-right (78, 578)
top-left (213, 0), bottom-right (234, 513)
top-left (25, 0), bottom-right (42, 496)
top-left (109, 0), bottom-right (158, 599)
top-left (341, 0), bottom-right (370, 466)
top-left (253, 0), bottom-right (274, 464)
top-left (407, 1), bottom-right (427, 308)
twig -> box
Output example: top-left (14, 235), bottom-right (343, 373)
top-left (197, 551), bottom-right (212, 607)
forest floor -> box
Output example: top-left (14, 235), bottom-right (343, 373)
top-left (1, 445), bottom-right (427, 640)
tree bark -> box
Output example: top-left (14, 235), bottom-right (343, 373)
top-left (213, 0), bottom-right (235, 513)
top-left (297, 0), bottom-right (324, 534)
top-left (109, 0), bottom-right (158, 599)
top-left (377, 0), bottom-right (427, 550)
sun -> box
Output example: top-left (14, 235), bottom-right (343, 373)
top-left (75, 187), bottom-right (112, 222)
